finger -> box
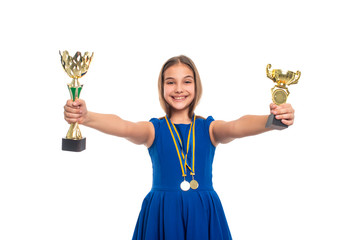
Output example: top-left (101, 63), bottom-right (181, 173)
top-left (273, 107), bottom-right (294, 115)
top-left (72, 98), bottom-right (85, 107)
top-left (64, 111), bottom-right (82, 119)
top-left (64, 115), bottom-right (86, 124)
top-left (281, 119), bottom-right (294, 126)
top-left (64, 105), bottom-right (82, 114)
top-left (77, 117), bottom-right (85, 124)
top-left (270, 103), bottom-right (278, 110)
top-left (64, 116), bottom-right (79, 124)
top-left (66, 99), bottom-right (74, 107)
top-left (270, 103), bottom-right (280, 115)
top-left (72, 101), bottom-right (80, 107)
top-left (275, 113), bottom-right (294, 120)
top-left (278, 103), bottom-right (294, 112)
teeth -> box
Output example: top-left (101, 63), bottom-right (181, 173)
top-left (174, 97), bottom-right (185, 100)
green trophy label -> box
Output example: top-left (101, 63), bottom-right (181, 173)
top-left (68, 85), bottom-right (83, 101)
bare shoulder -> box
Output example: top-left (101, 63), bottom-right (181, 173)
top-left (137, 121), bottom-right (155, 148)
top-left (121, 120), bottom-right (155, 148)
top-left (209, 119), bottom-right (227, 132)
top-left (209, 120), bottom-right (226, 147)
top-left (137, 120), bottom-right (155, 130)
top-left (209, 120), bottom-right (238, 146)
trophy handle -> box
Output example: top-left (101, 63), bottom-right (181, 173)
top-left (266, 64), bottom-right (276, 82)
top-left (293, 70), bottom-right (301, 84)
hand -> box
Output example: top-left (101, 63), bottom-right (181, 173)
top-left (64, 99), bottom-right (89, 124)
top-left (270, 103), bottom-right (295, 126)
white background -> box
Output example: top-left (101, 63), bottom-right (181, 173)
top-left (1, 0), bottom-right (359, 239)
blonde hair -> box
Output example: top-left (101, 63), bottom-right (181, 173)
top-left (158, 55), bottom-right (203, 118)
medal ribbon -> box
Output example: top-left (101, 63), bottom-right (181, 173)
top-left (165, 115), bottom-right (196, 178)
top-left (172, 118), bottom-right (193, 173)
top-left (191, 116), bottom-right (196, 176)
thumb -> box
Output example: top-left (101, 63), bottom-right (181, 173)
top-left (72, 98), bottom-right (84, 107)
top-left (269, 103), bottom-right (277, 110)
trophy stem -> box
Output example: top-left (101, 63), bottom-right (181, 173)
top-left (62, 78), bottom-right (86, 151)
top-left (66, 122), bottom-right (82, 139)
top-left (70, 78), bottom-right (81, 88)
top-left (66, 82), bottom-right (84, 139)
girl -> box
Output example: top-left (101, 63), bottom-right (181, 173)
top-left (64, 55), bottom-right (295, 239)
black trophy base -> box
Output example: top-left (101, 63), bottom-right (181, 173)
top-left (265, 114), bottom-right (288, 130)
top-left (62, 138), bottom-right (86, 152)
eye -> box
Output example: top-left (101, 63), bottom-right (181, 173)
top-left (166, 81), bottom-right (174, 85)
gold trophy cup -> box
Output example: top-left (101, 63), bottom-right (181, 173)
top-left (60, 50), bottom-right (94, 152)
top-left (265, 64), bottom-right (300, 130)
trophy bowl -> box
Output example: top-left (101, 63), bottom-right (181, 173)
top-left (266, 64), bottom-right (301, 87)
top-left (60, 50), bottom-right (93, 79)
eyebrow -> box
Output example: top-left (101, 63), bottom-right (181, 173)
top-left (164, 75), bottom-right (194, 81)
top-left (164, 77), bottom-right (175, 81)
top-left (184, 75), bottom-right (194, 79)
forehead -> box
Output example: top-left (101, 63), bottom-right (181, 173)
top-left (163, 63), bottom-right (194, 79)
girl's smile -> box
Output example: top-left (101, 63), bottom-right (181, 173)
top-left (171, 95), bottom-right (188, 101)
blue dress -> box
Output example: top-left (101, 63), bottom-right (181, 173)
top-left (132, 116), bottom-right (232, 240)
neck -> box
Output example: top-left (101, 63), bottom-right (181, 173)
top-left (170, 109), bottom-right (192, 124)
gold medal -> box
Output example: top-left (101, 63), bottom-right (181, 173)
top-left (190, 179), bottom-right (199, 190)
top-left (180, 180), bottom-right (190, 191)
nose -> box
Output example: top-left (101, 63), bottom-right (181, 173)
top-left (175, 82), bottom-right (183, 93)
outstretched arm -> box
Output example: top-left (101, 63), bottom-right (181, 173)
top-left (209, 103), bottom-right (294, 146)
top-left (64, 99), bottom-right (154, 147)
